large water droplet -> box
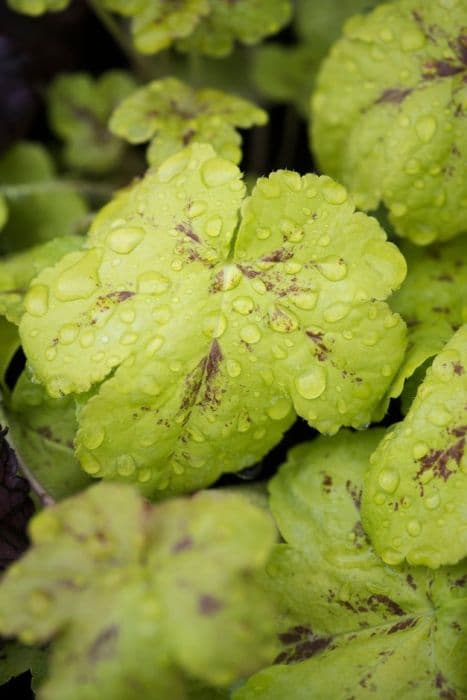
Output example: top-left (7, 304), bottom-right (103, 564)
top-left (415, 115), bottom-right (437, 143)
top-left (318, 257), bottom-right (347, 281)
top-left (425, 492), bottom-right (440, 510)
top-left (323, 303), bottom-right (350, 323)
top-left (257, 178), bottom-right (281, 198)
top-left (24, 284), bottom-right (49, 317)
top-left (267, 397), bottom-right (292, 420)
top-left (295, 366), bottom-right (326, 399)
top-left (80, 452), bottom-right (101, 475)
top-left (322, 180), bottom-right (348, 204)
top-left (81, 426), bottom-right (105, 450)
top-left (381, 548), bottom-right (404, 566)
top-left (378, 468), bottom-right (400, 494)
top-left (232, 295), bottom-right (254, 315)
top-left (240, 324), bottom-right (261, 344)
top-left (146, 336), bottom-right (164, 356)
top-left (203, 312), bottom-right (227, 339)
top-left (406, 519), bottom-right (421, 537)
top-left (108, 226), bottom-right (145, 255)
top-left (58, 323), bottom-right (79, 345)
top-left (120, 332), bottom-right (138, 345)
top-left (80, 330), bottom-right (95, 348)
top-left (201, 157), bottom-right (239, 187)
top-left (55, 249), bottom-right (102, 302)
top-left (226, 359), bottom-right (242, 378)
top-left (116, 453), bottom-right (136, 476)
top-left (412, 442), bottom-right (428, 459)
top-left (220, 265), bottom-right (242, 291)
top-left (269, 305), bottom-right (299, 333)
top-left (187, 200), bottom-right (207, 218)
top-left (137, 271), bottom-right (170, 295)
top-left (374, 492), bottom-right (386, 505)
top-left (158, 150), bottom-right (190, 183)
top-left (428, 407), bottom-right (451, 426)
top-left (205, 215), bottom-right (223, 238)
top-left (292, 291), bottom-right (318, 310)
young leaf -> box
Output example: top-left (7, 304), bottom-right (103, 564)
top-left (109, 77), bottom-right (267, 167)
top-left (373, 232), bottom-right (467, 418)
top-left (0, 484), bottom-right (277, 699)
top-left (235, 430), bottom-right (467, 700)
top-left (19, 144), bottom-right (406, 496)
top-left (6, 0), bottom-right (68, 15)
top-left (176, 0), bottom-right (293, 57)
top-left (362, 325), bottom-right (467, 568)
top-left (0, 142), bottom-right (87, 253)
top-left (48, 71), bottom-right (136, 175)
top-left (0, 426), bottom-right (34, 571)
top-left (4, 371), bottom-right (90, 501)
top-left (130, 0), bottom-right (210, 54)
top-left (312, 0), bottom-right (467, 244)
top-left (0, 236), bottom-right (83, 325)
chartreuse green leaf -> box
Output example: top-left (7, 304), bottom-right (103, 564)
top-left (312, 0), bottom-right (467, 244)
top-left (48, 71), bottom-right (136, 174)
top-left (235, 430), bottom-right (467, 700)
top-left (0, 142), bottom-right (87, 253)
top-left (110, 78), bottom-right (267, 167)
top-left (0, 484), bottom-right (277, 699)
top-left (19, 144), bottom-right (406, 497)
top-left (374, 232), bottom-right (467, 418)
top-left (4, 371), bottom-right (90, 500)
top-left (129, 0), bottom-right (210, 54)
top-left (177, 0), bottom-right (293, 57)
top-left (6, 0), bottom-right (68, 14)
top-left (295, 0), bottom-right (383, 46)
top-left (0, 236), bottom-right (83, 325)
top-left (362, 326), bottom-right (467, 569)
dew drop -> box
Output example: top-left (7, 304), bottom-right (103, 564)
top-left (220, 264), bottom-right (242, 291)
top-left (240, 324), bottom-right (261, 344)
top-left (120, 332), bottom-right (138, 345)
top-left (412, 442), bottom-right (429, 459)
top-left (322, 180), bottom-right (348, 205)
top-left (381, 548), bottom-right (404, 566)
top-left (153, 306), bottom-right (171, 324)
top-left (406, 519), bottom-right (421, 537)
top-left (171, 259), bottom-right (183, 271)
top-left (137, 468), bottom-right (152, 483)
top-left (81, 452), bottom-right (101, 475)
top-left (144, 378), bottom-right (161, 395)
top-left (108, 226), bottom-right (145, 255)
top-left (318, 257), bottom-right (347, 281)
top-left (24, 284), bottom-right (49, 317)
top-left (81, 426), bottom-right (105, 450)
top-left (116, 454), bottom-right (136, 477)
top-left (256, 227), bottom-right (271, 240)
top-left (226, 359), bottom-right (242, 378)
top-left (257, 178), bottom-right (281, 198)
top-left (323, 303), bottom-right (350, 323)
top-left (158, 150), bottom-right (190, 183)
top-left (146, 336), bottom-right (164, 356)
top-left (271, 344), bottom-right (287, 359)
top-left (292, 291), bottom-right (318, 310)
top-left (55, 249), bottom-right (102, 302)
top-left (232, 296), bottom-right (254, 315)
top-left (205, 215), bottom-right (223, 238)
top-left (415, 115), bottom-right (437, 144)
top-left (374, 492), bottom-right (386, 505)
top-left (79, 330), bottom-right (94, 349)
top-left (45, 347), bottom-right (57, 361)
top-left (425, 493), bottom-right (440, 510)
top-left (284, 261), bottom-right (302, 274)
top-left (237, 411), bottom-right (251, 433)
top-left (378, 468), bottom-right (400, 494)
top-left (203, 312), bottom-right (227, 339)
top-left (428, 407), bottom-right (451, 426)
top-left (267, 397), bottom-right (292, 420)
top-left (137, 271), bottom-right (170, 295)
top-left (58, 323), bottom-right (79, 345)
top-left (120, 308), bottom-right (135, 324)
top-left (201, 157), bottom-right (239, 187)
top-left (295, 366), bottom-right (326, 400)
top-left (269, 305), bottom-right (299, 333)
top-left (188, 200), bottom-right (207, 218)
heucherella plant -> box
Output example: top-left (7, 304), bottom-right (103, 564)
top-left (109, 77), bottom-right (267, 167)
top-left (362, 326), bottom-right (467, 568)
top-left (235, 430), bottom-right (467, 699)
top-left (312, 0), bottom-right (467, 245)
top-left (47, 71), bottom-right (136, 175)
top-left (0, 483), bottom-right (277, 699)
top-left (19, 144), bottom-right (406, 496)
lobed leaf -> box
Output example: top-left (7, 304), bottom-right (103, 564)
top-left (362, 326), bottom-right (467, 568)
top-left (235, 430), bottom-right (467, 700)
top-left (109, 77), bottom-right (267, 167)
top-left (130, 0), bottom-right (210, 54)
top-left (19, 144), bottom-right (406, 496)
top-left (312, 0), bottom-right (467, 244)
top-left (0, 483), bottom-right (277, 699)
top-left (176, 0), bottom-right (293, 57)
top-left (48, 71), bottom-right (136, 175)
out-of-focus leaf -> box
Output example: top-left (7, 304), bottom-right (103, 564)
top-left (0, 484), bottom-right (277, 699)
top-left (0, 317), bottom-right (19, 395)
top-left (48, 71), bottom-right (136, 175)
top-left (130, 0), bottom-right (210, 54)
top-left (109, 77), bottom-right (267, 167)
top-left (6, 0), bottom-right (68, 15)
top-left (0, 142), bottom-right (87, 253)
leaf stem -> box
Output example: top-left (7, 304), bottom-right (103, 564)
top-left (5, 430), bottom-right (55, 508)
